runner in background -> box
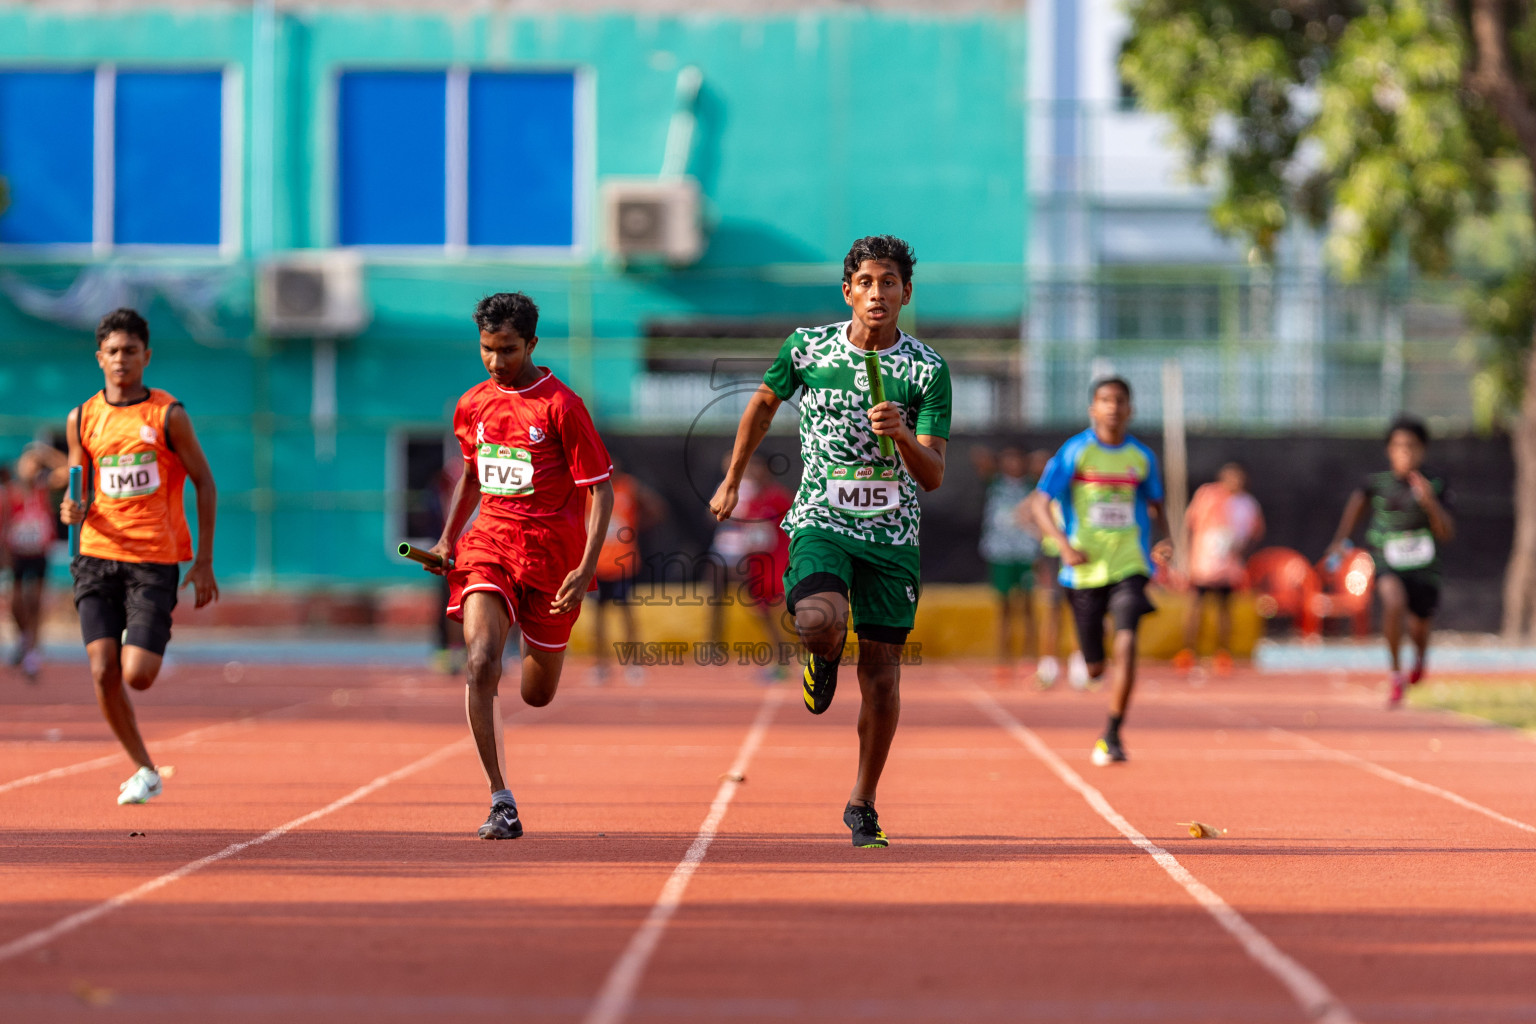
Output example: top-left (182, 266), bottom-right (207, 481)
top-left (426, 458), bottom-right (467, 675)
top-left (1325, 417), bottom-right (1453, 707)
top-left (1176, 461), bottom-right (1264, 674)
top-left (708, 454), bottom-right (793, 671)
top-left (588, 459), bottom-right (667, 685)
top-left (4, 444), bottom-right (68, 680)
top-left (973, 446), bottom-right (1041, 666)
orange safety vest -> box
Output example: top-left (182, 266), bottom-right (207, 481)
top-left (77, 389), bottom-right (192, 564)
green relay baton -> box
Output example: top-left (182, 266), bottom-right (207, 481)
top-left (864, 352), bottom-right (895, 459)
top-left (398, 542), bottom-right (452, 571)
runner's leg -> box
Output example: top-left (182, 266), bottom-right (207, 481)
top-left (1408, 614), bottom-right (1431, 675)
top-left (995, 587), bottom-right (1014, 661)
top-left (1107, 629), bottom-right (1137, 717)
top-left (793, 589), bottom-right (848, 661)
top-left (1377, 574), bottom-right (1407, 674)
top-left (519, 645), bottom-right (566, 708)
top-left (120, 645), bottom-right (163, 691)
top-left (850, 639), bottom-right (901, 807)
top-left (87, 637), bottom-right (154, 771)
top-left (463, 591), bottom-right (512, 793)
top-left (1215, 590), bottom-right (1233, 652)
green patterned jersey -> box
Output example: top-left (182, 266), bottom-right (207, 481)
top-left (762, 322), bottom-right (952, 547)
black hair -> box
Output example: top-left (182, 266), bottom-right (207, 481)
top-left (95, 308), bottom-right (149, 348)
top-left (1090, 376), bottom-right (1132, 400)
top-left (1386, 415), bottom-right (1429, 446)
top-left (1220, 460), bottom-right (1247, 474)
top-left (843, 235), bottom-right (917, 285)
top-left (473, 292), bottom-right (539, 341)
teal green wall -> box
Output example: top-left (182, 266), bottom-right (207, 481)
top-left (0, 6), bottom-right (1027, 584)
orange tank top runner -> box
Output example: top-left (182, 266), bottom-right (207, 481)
top-left (76, 389), bottom-right (192, 564)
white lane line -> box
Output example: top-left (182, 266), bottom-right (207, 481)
top-left (968, 688), bottom-right (1358, 1024)
top-left (0, 700), bottom-right (315, 797)
top-left (1266, 726), bottom-right (1536, 837)
top-left (0, 736), bottom-right (471, 964)
top-left (583, 687), bottom-right (783, 1024)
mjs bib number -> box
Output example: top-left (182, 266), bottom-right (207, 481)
top-left (826, 465), bottom-right (901, 518)
top-left (478, 444), bottom-right (534, 497)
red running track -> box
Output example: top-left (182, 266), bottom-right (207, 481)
top-left (1, 659), bottom-right (1534, 1023)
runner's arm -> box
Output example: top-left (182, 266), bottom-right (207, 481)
top-left (710, 385), bottom-right (782, 521)
top-left (1325, 489), bottom-right (1368, 557)
top-left (868, 401), bottom-right (945, 490)
top-left (1408, 472), bottom-right (1455, 542)
top-left (166, 405), bottom-right (219, 607)
top-left (552, 479), bottom-right (615, 615)
top-left (58, 407), bottom-right (88, 526)
top-left (427, 462), bottom-right (482, 572)
top-left (1147, 499), bottom-right (1173, 565)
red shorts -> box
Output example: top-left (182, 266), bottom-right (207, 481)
top-left (445, 522), bottom-right (584, 652)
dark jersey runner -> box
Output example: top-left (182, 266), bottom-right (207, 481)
top-left (1362, 470), bottom-right (1450, 584)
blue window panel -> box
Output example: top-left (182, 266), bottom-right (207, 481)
top-left (114, 71), bottom-right (223, 246)
top-left (339, 72), bottom-right (446, 246)
top-left (468, 72), bottom-right (575, 247)
top-left (0, 72), bottom-right (95, 244)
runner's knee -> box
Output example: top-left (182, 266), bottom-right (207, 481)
top-left (465, 643), bottom-right (502, 689)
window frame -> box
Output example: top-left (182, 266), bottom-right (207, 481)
top-left (0, 62), bottom-right (241, 258)
top-left (328, 63), bottom-right (593, 261)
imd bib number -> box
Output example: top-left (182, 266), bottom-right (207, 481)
top-left (97, 452), bottom-right (160, 500)
top-left (1086, 498), bottom-right (1135, 529)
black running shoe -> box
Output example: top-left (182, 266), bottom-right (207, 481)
top-left (478, 802), bottom-right (523, 840)
top-left (802, 650), bottom-right (841, 715)
top-left (843, 802), bottom-right (889, 848)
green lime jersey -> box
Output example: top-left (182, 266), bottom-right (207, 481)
top-left (762, 322), bottom-right (952, 547)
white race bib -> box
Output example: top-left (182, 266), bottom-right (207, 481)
top-left (825, 465), bottom-right (901, 518)
top-left (1086, 499), bottom-right (1135, 529)
top-left (1383, 530), bottom-right (1435, 570)
top-left (97, 452), bottom-right (160, 500)
top-left (477, 444), bottom-right (534, 497)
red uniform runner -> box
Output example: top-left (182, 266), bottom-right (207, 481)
top-left (446, 370), bottom-right (612, 650)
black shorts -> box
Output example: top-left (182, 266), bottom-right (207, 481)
top-left (1066, 574), bottom-right (1155, 664)
top-left (595, 575), bottom-right (632, 605)
top-left (72, 555), bottom-right (179, 656)
top-left (1195, 584), bottom-right (1234, 599)
top-left (1380, 570), bottom-right (1440, 620)
top-left (10, 555), bottom-right (47, 583)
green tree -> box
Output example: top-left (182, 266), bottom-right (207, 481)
top-left (1122, 0), bottom-right (1536, 637)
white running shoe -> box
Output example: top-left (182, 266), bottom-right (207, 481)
top-left (624, 665), bottom-right (645, 687)
top-left (117, 767), bottom-right (162, 805)
top-left (1068, 652), bottom-right (1090, 691)
top-left (1036, 656), bottom-right (1060, 689)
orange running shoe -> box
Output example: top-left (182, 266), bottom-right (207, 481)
top-left (1172, 648), bottom-right (1196, 672)
top-left (1213, 650), bottom-right (1234, 676)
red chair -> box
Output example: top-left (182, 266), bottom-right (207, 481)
top-left (1311, 547), bottom-right (1375, 638)
top-left (1245, 547), bottom-right (1320, 634)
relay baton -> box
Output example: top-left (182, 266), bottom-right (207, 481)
top-left (398, 542), bottom-right (452, 571)
top-left (67, 466), bottom-right (81, 558)
top-left (864, 352), bottom-right (895, 459)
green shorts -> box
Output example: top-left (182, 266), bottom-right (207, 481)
top-left (987, 560), bottom-right (1035, 594)
top-left (782, 527), bottom-right (921, 636)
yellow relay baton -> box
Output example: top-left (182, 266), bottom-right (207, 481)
top-left (864, 352), bottom-right (895, 459)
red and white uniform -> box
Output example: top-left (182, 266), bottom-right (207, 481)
top-left (445, 370), bottom-right (612, 650)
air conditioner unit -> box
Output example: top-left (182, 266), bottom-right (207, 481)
top-left (257, 251), bottom-right (369, 337)
top-left (602, 178), bottom-right (704, 266)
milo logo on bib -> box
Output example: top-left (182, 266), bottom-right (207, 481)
top-left (826, 465), bottom-right (901, 518)
top-left (478, 443), bottom-right (534, 497)
top-left (97, 452), bottom-right (160, 499)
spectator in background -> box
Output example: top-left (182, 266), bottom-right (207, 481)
top-left (589, 460), bottom-right (667, 685)
top-left (974, 446), bottom-right (1042, 666)
top-left (1176, 461), bottom-right (1265, 674)
top-left (4, 444), bottom-right (69, 681)
top-left (709, 454), bottom-right (793, 678)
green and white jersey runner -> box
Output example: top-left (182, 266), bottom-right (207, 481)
top-left (762, 322), bottom-right (952, 547)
